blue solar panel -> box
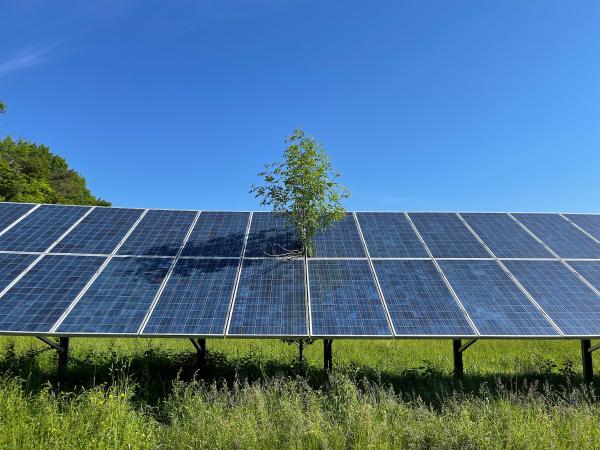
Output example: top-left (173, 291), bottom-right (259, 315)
top-left (439, 260), bottom-right (558, 336)
top-left (409, 213), bottom-right (491, 258)
top-left (0, 205), bottom-right (90, 252)
top-left (0, 203), bottom-right (34, 232)
top-left (374, 260), bottom-right (475, 336)
top-left (229, 259), bottom-right (307, 336)
top-left (568, 261), bottom-right (600, 292)
top-left (309, 259), bottom-right (391, 336)
top-left (564, 214), bottom-right (600, 243)
top-left (181, 212), bottom-right (249, 257)
top-left (311, 213), bottom-right (365, 257)
top-left (513, 213), bottom-right (600, 259)
top-left (143, 258), bottom-right (239, 335)
top-left (0, 253), bottom-right (37, 292)
top-left (57, 257), bottom-right (173, 334)
top-left (461, 213), bottom-right (553, 258)
top-left (356, 212), bottom-right (428, 258)
top-left (244, 212), bottom-right (300, 257)
top-left (0, 255), bottom-right (104, 333)
top-left (117, 209), bottom-right (196, 256)
top-left (52, 207), bottom-right (143, 255)
top-left (505, 260), bottom-right (600, 336)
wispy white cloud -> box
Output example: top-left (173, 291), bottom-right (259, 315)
top-left (0, 46), bottom-right (54, 77)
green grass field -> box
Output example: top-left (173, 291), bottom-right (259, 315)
top-left (1, 336), bottom-right (600, 449)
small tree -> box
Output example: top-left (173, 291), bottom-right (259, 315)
top-left (251, 128), bottom-right (350, 256)
top-left (251, 128), bottom-right (350, 362)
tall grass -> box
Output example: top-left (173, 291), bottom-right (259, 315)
top-left (0, 337), bottom-right (599, 449)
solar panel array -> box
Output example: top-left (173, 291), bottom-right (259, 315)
top-left (1, 202), bottom-right (600, 338)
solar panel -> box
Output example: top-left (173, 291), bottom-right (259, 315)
top-left (373, 260), bottom-right (475, 336)
top-left (244, 212), bottom-right (300, 257)
top-left (311, 213), bottom-right (365, 257)
top-left (563, 214), bottom-right (600, 243)
top-left (0, 203), bottom-right (34, 232)
top-left (0, 253), bottom-right (37, 292)
top-left (568, 261), bottom-right (600, 292)
top-left (181, 211), bottom-right (249, 257)
top-left (229, 258), bottom-right (307, 336)
top-left (356, 212), bottom-right (428, 258)
top-left (52, 207), bottom-right (143, 255)
top-left (117, 209), bottom-right (196, 256)
top-left (439, 260), bottom-right (558, 336)
top-left (143, 258), bottom-right (239, 335)
top-left (309, 259), bottom-right (391, 336)
top-left (0, 255), bottom-right (104, 333)
top-left (513, 213), bottom-right (600, 259)
top-left (409, 213), bottom-right (491, 258)
top-left (0, 205), bottom-right (90, 252)
top-left (505, 260), bottom-right (600, 336)
top-left (56, 257), bottom-right (173, 334)
top-left (461, 213), bottom-right (553, 258)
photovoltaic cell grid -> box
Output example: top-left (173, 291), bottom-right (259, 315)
top-left (439, 260), bottom-right (558, 336)
top-left (0, 205), bottom-right (90, 252)
top-left (409, 213), bottom-right (491, 258)
top-left (564, 214), bottom-right (600, 243)
top-left (356, 213), bottom-right (428, 258)
top-left (309, 259), bottom-right (391, 336)
top-left (57, 257), bottom-right (173, 334)
top-left (182, 212), bottom-right (249, 257)
top-left (568, 261), bottom-right (600, 292)
top-left (0, 203), bottom-right (34, 232)
top-left (461, 213), bottom-right (553, 258)
top-left (0, 253), bottom-right (37, 292)
top-left (52, 207), bottom-right (143, 255)
top-left (513, 213), bottom-right (600, 259)
top-left (0, 255), bottom-right (104, 333)
top-left (143, 258), bottom-right (239, 335)
top-left (117, 209), bottom-right (196, 256)
top-left (505, 260), bottom-right (600, 336)
top-left (311, 213), bottom-right (365, 257)
top-left (244, 212), bottom-right (300, 257)
top-left (374, 260), bottom-right (475, 336)
top-left (229, 259), bottom-right (307, 336)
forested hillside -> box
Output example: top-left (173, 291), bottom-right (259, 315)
top-left (0, 137), bottom-right (109, 206)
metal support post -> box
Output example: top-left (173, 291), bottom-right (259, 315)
top-left (190, 338), bottom-right (206, 370)
top-left (323, 339), bottom-right (333, 371)
top-left (582, 339), bottom-right (593, 383)
top-left (453, 339), bottom-right (463, 378)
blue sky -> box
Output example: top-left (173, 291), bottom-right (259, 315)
top-left (0, 1), bottom-right (599, 212)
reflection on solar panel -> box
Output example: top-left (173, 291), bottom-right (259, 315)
top-left (143, 258), bottom-right (239, 335)
top-left (356, 212), bottom-right (428, 258)
top-left (0, 203), bottom-right (34, 232)
top-left (513, 213), bottom-right (600, 259)
top-left (0, 205), bottom-right (90, 252)
top-left (564, 214), bottom-right (600, 243)
top-left (117, 209), bottom-right (196, 256)
top-left (229, 259), bottom-right (307, 336)
top-left (461, 213), bottom-right (553, 258)
top-left (309, 259), bottom-right (391, 336)
top-left (0, 255), bottom-right (104, 332)
top-left (374, 260), bottom-right (474, 336)
top-left (244, 212), bottom-right (300, 257)
top-left (505, 260), bottom-right (600, 336)
top-left (311, 213), bottom-right (365, 257)
top-left (439, 260), bottom-right (558, 336)
top-left (182, 212), bottom-right (249, 257)
top-left (568, 261), bottom-right (600, 292)
top-left (53, 208), bottom-right (143, 255)
top-left (57, 257), bottom-right (172, 334)
top-left (0, 253), bottom-right (37, 291)
top-left (409, 213), bottom-right (491, 258)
